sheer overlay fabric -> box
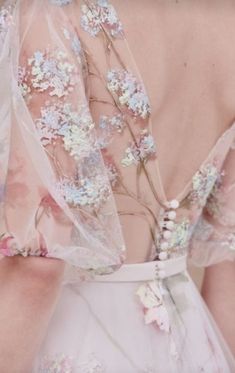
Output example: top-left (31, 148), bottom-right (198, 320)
top-left (0, 1), bottom-right (235, 372)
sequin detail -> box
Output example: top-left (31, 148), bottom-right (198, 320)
top-left (204, 169), bottom-right (225, 218)
top-left (63, 28), bottom-right (82, 60)
top-left (39, 353), bottom-right (74, 373)
top-left (121, 130), bottom-right (156, 167)
top-left (107, 69), bottom-right (151, 119)
top-left (20, 50), bottom-right (78, 98)
top-left (168, 219), bottom-right (191, 251)
top-left (98, 114), bottom-right (125, 149)
top-left (35, 103), bottom-right (95, 159)
top-left (0, 232), bottom-right (48, 257)
top-left (136, 280), bottom-right (170, 332)
top-left (81, 0), bottom-right (123, 38)
top-left (56, 172), bottom-right (110, 209)
top-left (49, 0), bottom-right (73, 6)
top-left (189, 163), bottom-right (220, 208)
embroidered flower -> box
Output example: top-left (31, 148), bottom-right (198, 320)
top-left (49, 0), bottom-right (73, 6)
top-left (121, 130), bottom-right (156, 167)
top-left (18, 66), bottom-right (31, 98)
top-left (56, 173), bottom-right (110, 209)
top-left (102, 153), bottom-right (119, 187)
top-left (81, 0), bottom-right (123, 38)
top-left (23, 49), bottom-right (78, 98)
top-left (168, 219), bottom-right (191, 250)
top-left (97, 113), bottom-right (125, 149)
top-left (188, 162), bottom-right (220, 208)
top-left (39, 353), bottom-right (74, 373)
top-left (107, 69), bottom-right (151, 119)
top-left (35, 103), bottom-right (95, 159)
top-left (136, 280), bottom-right (170, 332)
top-left (204, 170), bottom-right (225, 218)
top-left (0, 232), bottom-right (48, 257)
top-left (63, 28), bottom-right (82, 61)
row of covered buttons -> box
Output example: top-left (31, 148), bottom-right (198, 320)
top-left (156, 199), bottom-right (179, 266)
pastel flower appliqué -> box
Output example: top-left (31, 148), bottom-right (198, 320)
top-left (136, 280), bottom-right (170, 332)
top-left (49, 0), bottom-right (73, 6)
top-left (121, 130), bottom-right (156, 167)
top-left (39, 353), bottom-right (74, 373)
top-left (35, 103), bottom-right (95, 160)
top-left (81, 0), bottom-right (123, 38)
top-left (204, 170), bottom-right (225, 219)
top-left (56, 173), bottom-right (111, 210)
top-left (63, 28), bottom-right (82, 61)
top-left (97, 113), bottom-right (125, 149)
top-left (21, 49), bottom-right (78, 98)
top-left (107, 69), bottom-right (151, 119)
top-left (188, 162), bottom-right (220, 208)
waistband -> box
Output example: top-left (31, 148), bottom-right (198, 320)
top-left (90, 255), bottom-right (187, 283)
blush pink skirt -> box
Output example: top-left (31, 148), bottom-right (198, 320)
top-left (33, 256), bottom-right (235, 373)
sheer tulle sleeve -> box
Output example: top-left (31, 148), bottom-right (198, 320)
top-left (189, 140), bottom-right (235, 267)
top-left (0, 0), bottom-right (125, 279)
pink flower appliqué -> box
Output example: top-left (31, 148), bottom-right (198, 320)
top-left (0, 234), bottom-right (17, 256)
top-left (136, 280), bottom-right (170, 333)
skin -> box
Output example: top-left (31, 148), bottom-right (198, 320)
top-left (202, 261), bottom-right (235, 356)
top-left (0, 256), bottom-right (65, 373)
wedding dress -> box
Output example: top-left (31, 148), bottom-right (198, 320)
top-left (0, 1), bottom-right (235, 372)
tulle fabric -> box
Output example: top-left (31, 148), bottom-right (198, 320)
top-left (0, 0), bottom-right (126, 277)
top-left (0, 1), bottom-right (235, 372)
top-left (33, 272), bottom-right (234, 373)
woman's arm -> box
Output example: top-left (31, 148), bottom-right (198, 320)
top-left (201, 261), bottom-right (235, 355)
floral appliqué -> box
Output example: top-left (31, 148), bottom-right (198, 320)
top-left (19, 49), bottom-right (78, 99)
top-left (121, 130), bottom-right (156, 167)
top-left (97, 113), bottom-right (125, 149)
top-left (49, 0), bottom-right (73, 6)
top-left (107, 69), bottom-right (151, 119)
top-left (35, 102), bottom-right (95, 159)
top-left (81, 0), bottom-right (123, 38)
top-left (56, 173), bottom-right (110, 210)
top-left (136, 279), bottom-right (179, 360)
top-left (39, 353), bottom-right (74, 373)
top-left (136, 280), bottom-right (170, 332)
top-left (204, 170), bottom-right (225, 218)
top-left (188, 162), bottom-right (220, 208)
top-left (63, 28), bottom-right (82, 61)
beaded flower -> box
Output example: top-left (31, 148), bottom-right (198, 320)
top-left (35, 103), bottom-right (95, 159)
top-left (204, 169), bottom-right (225, 218)
top-left (121, 130), bottom-right (157, 167)
top-left (188, 162), bottom-right (220, 208)
top-left (81, 0), bottom-right (123, 38)
top-left (136, 280), bottom-right (170, 332)
top-left (56, 173), bottom-right (111, 210)
top-left (49, 0), bottom-right (73, 6)
top-left (62, 28), bottom-right (82, 61)
top-left (97, 113), bottom-right (125, 149)
top-left (22, 49), bottom-right (78, 98)
top-left (107, 69), bottom-right (151, 119)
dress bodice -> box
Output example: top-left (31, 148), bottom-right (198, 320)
top-left (0, 0), bottom-right (235, 276)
